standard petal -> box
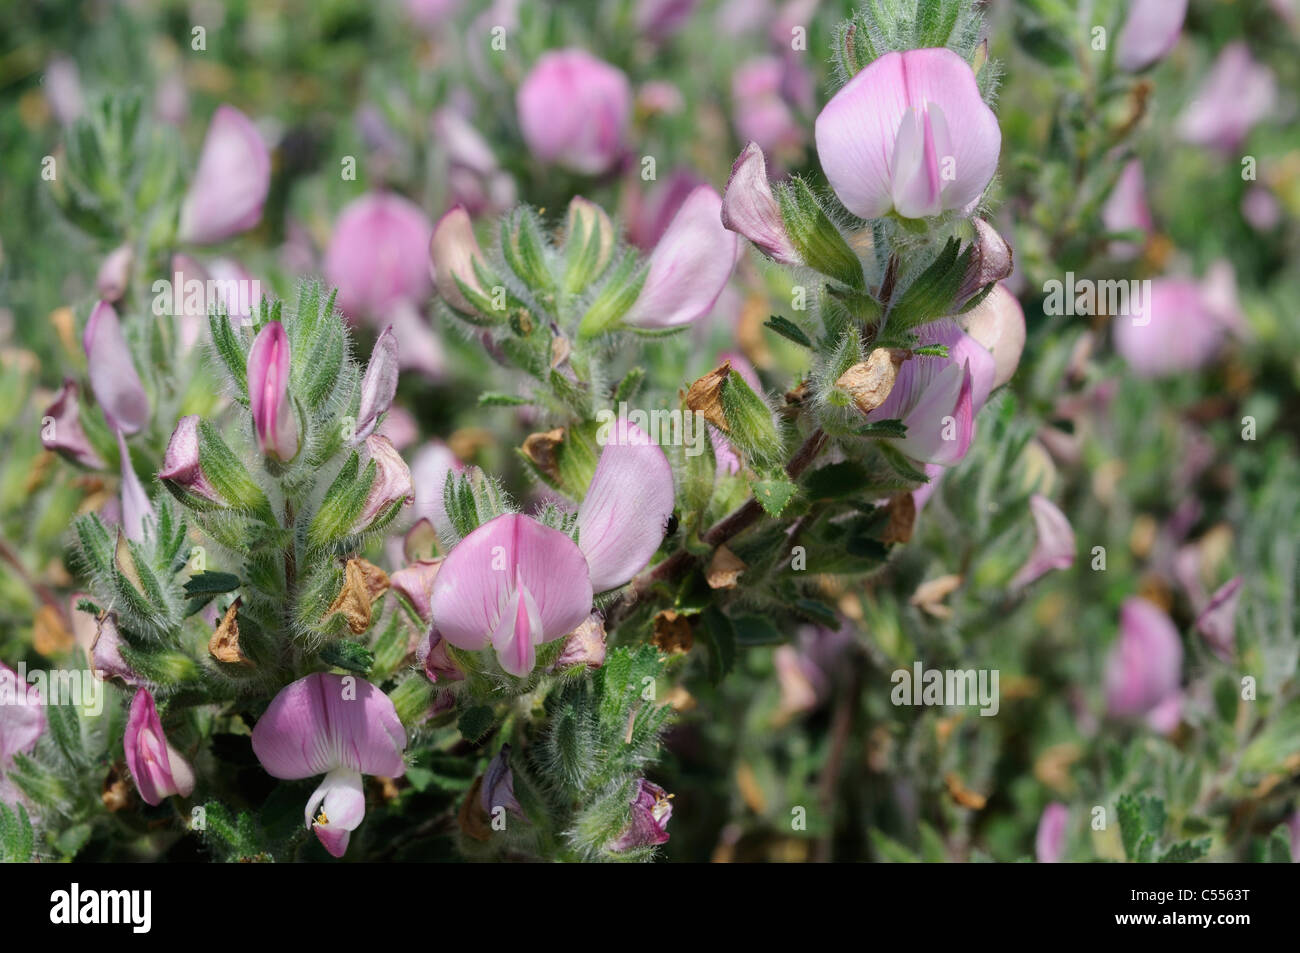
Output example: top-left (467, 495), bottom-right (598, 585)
top-left (117, 430), bottom-right (156, 543)
top-left (178, 105), bottom-right (271, 244)
top-left (622, 185), bottom-right (739, 330)
top-left (430, 513), bottom-right (593, 655)
top-left (251, 673), bottom-right (407, 780)
top-left (578, 421), bottom-right (675, 592)
top-left (354, 326), bottom-right (400, 443)
top-left (815, 48), bottom-right (1000, 219)
top-left (84, 300), bottom-right (149, 435)
top-left (323, 193), bottom-right (433, 317)
top-left (720, 142), bottom-right (801, 264)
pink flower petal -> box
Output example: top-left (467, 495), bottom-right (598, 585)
top-left (1010, 494), bottom-right (1076, 589)
top-left (1195, 576), bottom-right (1243, 663)
top-left (579, 421), bottom-right (676, 592)
top-left (324, 193), bottom-right (433, 317)
top-left (251, 673), bottom-right (407, 779)
top-left (84, 300), bottom-right (149, 435)
top-left (1105, 597), bottom-right (1183, 721)
top-left (1116, 0), bottom-right (1187, 72)
top-left (178, 105), bottom-right (270, 244)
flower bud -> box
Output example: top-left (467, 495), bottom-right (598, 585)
top-left (563, 196), bottom-right (617, 292)
top-left (959, 284), bottom-right (1025, 390)
top-left (354, 326), bottom-right (400, 444)
top-left (418, 629), bottom-right (465, 684)
top-left (159, 415), bottom-right (221, 503)
top-left (41, 380), bottom-right (106, 469)
top-left (247, 321), bottom-right (299, 461)
top-left (84, 300), bottom-right (149, 435)
top-left (608, 779), bottom-right (672, 851)
top-left (91, 612), bottom-right (141, 684)
top-left (124, 688), bottom-right (196, 806)
top-left (355, 435), bottom-right (414, 532)
top-left (429, 206), bottom-right (493, 316)
top-left (178, 105), bottom-right (271, 244)
top-left (549, 614), bottom-right (607, 671)
top-left (480, 745), bottom-right (524, 818)
top-left (721, 142), bottom-right (801, 265)
top-left (957, 219), bottom-right (1013, 303)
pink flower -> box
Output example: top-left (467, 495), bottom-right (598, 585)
top-left (117, 431), bottom-right (156, 543)
top-left (1010, 495), bottom-right (1076, 590)
top-left (251, 673), bottom-right (407, 858)
top-left (731, 57), bottom-right (804, 159)
top-left (434, 108), bottom-right (516, 216)
top-left (623, 168), bottom-right (705, 250)
top-left (815, 48), bottom-right (1000, 220)
top-left (159, 415), bottom-right (220, 503)
top-left (247, 321), bottom-right (299, 461)
top-left (43, 56), bottom-right (83, 125)
top-left (84, 300), bottom-right (149, 435)
top-left (124, 689), bottom-right (196, 806)
top-left (550, 615), bottom-right (607, 671)
top-left (959, 283), bottom-right (1025, 390)
top-left (429, 206), bottom-right (491, 315)
top-left (517, 49), bottom-right (631, 175)
top-left (41, 380), bottom-right (106, 469)
top-left (95, 244), bottom-right (133, 302)
top-left (1177, 43), bottom-right (1276, 153)
top-left (392, 559), bottom-right (442, 623)
top-left (1116, 0), bottom-right (1187, 72)
top-left (430, 423), bottom-right (673, 675)
top-left (721, 142), bottom-right (801, 265)
top-left (0, 662), bottom-right (45, 809)
top-left (356, 435), bottom-right (414, 532)
top-left (410, 441), bottom-right (466, 540)
top-left (178, 106), bottom-right (271, 244)
top-left (1101, 159), bottom-right (1152, 260)
top-left (1195, 576), bottom-right (1243, 663)
top-left (621, 186), bottom-right (740, 331)
top-left (866, 320), bottom-right (996, 466)
top-left (323, 193), bottom-right (433, 318)
top-left (1105, 598), bottom-right (1183, 732)
top-left (1035, 802), bottom-right (1068, 863)
top-left (608, 779), bottom-right (672, 851)
top-left (353, 326), bottom-right (400, 445)
top-left (1114, 263), bottom-right (1242, 377)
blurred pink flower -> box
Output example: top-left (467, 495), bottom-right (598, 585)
top-left (1177, 43), bottom-right (1276, 153)
top-left (517, 49), bottom-right (631, 175)
top-left (1035, 802), bottom-right (1068, 863)
top-left (1105, 597), bottom-right (1183, 733)
top-left (1116, 0), bottom-right (1187, 72)
top-left (178, 106), bottom-right (271, 244)
top-left (324, 192), bottom-right (433, 318)
top-left (1113, 262), bottom-right (1243, 377)
top-left (1010, 495), bottom-right (1076, 590)
top-left (1101, 159), bottom-right (1152, 260)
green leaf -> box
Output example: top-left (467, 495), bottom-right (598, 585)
top-left (1159, 839), bottom-right (1211, 863)
top-left (764, 315), bottom-right (814, 348)
top-left (478, 392), bottom-right (531, 407)
top-left (319, 640), bottom-right (374, 674)
top-left (753, 477), bottom-right (798, 517)
top-left (1117, 793), bottom-right (1166, 862)
top-left (183, 571), bottom-right (241, 596)
top-left (699, 606), bottom-right (737, 683)
top-left (777, 177), bottom-right (864, 289)
top-left (857, 419), bottom-right (909, 439)
top-left (804, 461), bottom-right (871, 500)
top-left (731, 614), bottom-right (785, 645)
top-left (458, 705), bottom-right (495, 743)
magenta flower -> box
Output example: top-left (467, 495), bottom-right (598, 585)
top-left (353, 326), bottom-right (400, 445)
top-left (721, 142), bottom-right (801, 265)
top-left (815, 48), bottom-right (1000, 220)
top-left (621, 185), bottom-right (740, 330)
top-left (124, 688), bottom-right (196, 806)
top-left (550, 615), bottom-right (607, 671)
top-left (0, 662), bottom-right (45, 809)
top-left (609, 779), bottom-right (673, 851)
top-left (1105, 597), bottom-right (1183, 733)
top-left (41, 380), bottom-right (106, 469)
top-left (247, 321), bottom-right (299, 461)
top-left (251, 673), bottom-right (407, 858)
top-left (323, 192), bottom-right (433, 318)
top-left (178, 105), bottom-right (271, 245)
top-left (1114, 264), bottom-right (1242, 378)
top-left (84, 300), bottom-right (149, 435)
top-left (1010, 495), bottom-right (1076, 590)
top-left (1177, 43), bottom-right (1276, 153)
top-left (516, 49), bottom-right (631, 175)
top-left (159, 415), bottom-right (220, 503)
top-left (418, 630), bottom-right (465, 685)
top-left (431, 423), bottom-right (673, 676)
top-left (1035, 802), bottom-right (1068, 863)
top-left (1116, 0), bottom-right (1187, 72)
top-left (866, 320), bottom-right (995, 466)
top-left (1101, 159), bottom-right (1152, 260)
top-left (1195, 576), bottom-right (1243, 663)
top-left (117, 431), bottom-right (156, 543)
